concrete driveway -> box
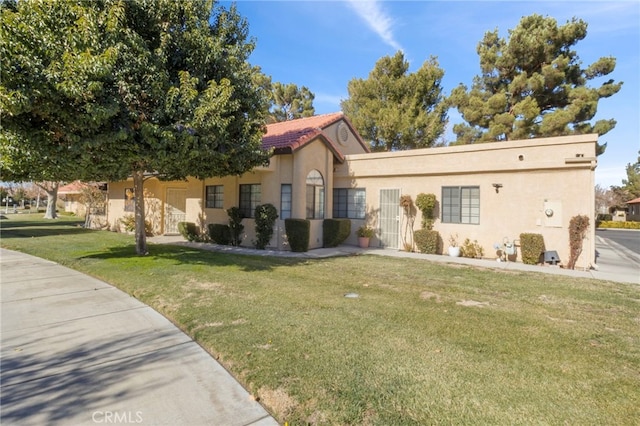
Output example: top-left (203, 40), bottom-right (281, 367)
top-left (593, 230), bottom-right (640, 284)
top-left (0, 248), bottom-right (278, 426)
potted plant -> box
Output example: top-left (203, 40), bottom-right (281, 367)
top-left (357, 225), bottom-right (375, 248)
top-left (448, 233), bottom-right (460, 257)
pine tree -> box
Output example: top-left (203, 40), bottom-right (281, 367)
top-left (269, 82), bottom-right (315, 122)
top-left (341, 51), bottom-right (448, 152)
top-left (450, 14), bottom-right (622, 151)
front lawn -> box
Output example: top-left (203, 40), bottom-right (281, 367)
top-left (2, 215), bottom-right (639, 424)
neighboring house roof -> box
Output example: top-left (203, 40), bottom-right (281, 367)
top-left (59, 181), bottom-right (107, 195)
top-left (58, 181), bottom-right (87, 195)
top-left (627, 197), bottom-right (640, 204)
top-left (262, 112), bottom-right (369, 162)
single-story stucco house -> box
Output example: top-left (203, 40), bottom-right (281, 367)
top-left (58, 181), bottom-right (88, 216)
top-left (626, 197), bottom-right (640, 222)
top-left (105, 112), bottom-right (598, 269)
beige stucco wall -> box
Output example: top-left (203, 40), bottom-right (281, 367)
top-left (322, 120), bottom-right (369, 155)
top-left (62, 194), bottom-right (86, 216)
top-left (334, 134), bottom-right (597, 269)
top-left (105, 127), bottom-right (596, 270)
top-left (108, 178), bottom-right (201, 235)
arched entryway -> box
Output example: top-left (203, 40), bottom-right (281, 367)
top-left (306, 170), bottom-right (325, 219)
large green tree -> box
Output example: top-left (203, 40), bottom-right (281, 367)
top-left (1, 0), bottom-right (272, 254)
top-left (0, 0), bottom-right (119, 218)
top-left (450, 14), bottom-right (622, 149)
top-left (268, 82), bottom-right (315, 123)
top-left (341, 51), bottom-right (448, 152)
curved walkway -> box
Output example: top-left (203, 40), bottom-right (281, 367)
top-left (0, 248), bottom-right (278, 426)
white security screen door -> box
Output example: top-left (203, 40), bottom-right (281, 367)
top-left (379, 189), bottom-right (400, 249)
top-left (165, 188), bottom-right (187, 235)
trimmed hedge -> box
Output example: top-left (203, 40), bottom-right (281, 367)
top-left (414, 229), bottom-right (440, 254)
top-left (208, 223), bottom-right (231, 245)
top-left (520, 233), bottom-right (546, 265)
top-left (178, 221), bottom-right (198, 242)
top-left (597, 221), bottom-right (640, 229)
top-left (323, 219), bottom-right (351, 247)
top-left (285, 218), bottom-right (310, 252)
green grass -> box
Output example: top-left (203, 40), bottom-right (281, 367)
top-left (2, 215), bottom-right (640, 425)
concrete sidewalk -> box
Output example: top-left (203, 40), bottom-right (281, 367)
top-left (0, 248), bottom-right (278, 426)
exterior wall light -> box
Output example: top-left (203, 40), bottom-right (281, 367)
top-left (492, 183), bottom-right (503, 193)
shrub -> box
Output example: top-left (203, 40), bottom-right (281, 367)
top-left (415, 193), bottom-right (437, 230)
top-left (323, 219), bottom-right (351, 247)
top-left (120, 215), bottom-right (136, 233)
top-left (285, 218), bottom-right (310, 252)
top-left (120, 214), bottom-right (153, 236)
top-left (178, 221), bottom-right (198, 242)
top-left (227, 207), bottom-right (244, 246)
top-left (356, 226), bottom-right (375, 238)
top-left (567, 215), bottom-right (589, 270)
top-left (208, 223), bottom-right (231, 245)
top-left (254, 204), bottom-right (279, 249)
top-left (414, 229), bottom-right (440, 254)
top-left (399, 194), bottom-right (415, 251)
top-left (460, 238), bottom-right (484, 258)
top-left (597, 220), bottom-right (640, 229)
top-left (520, 233), bottom-right (546, 265)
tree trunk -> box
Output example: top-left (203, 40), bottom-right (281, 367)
top-left (43, 182), bottom-right (59, 219)
top-left (133, 170), bottom-right (148, 255)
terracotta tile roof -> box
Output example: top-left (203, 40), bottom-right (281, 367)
top-left (58, 181), bottom-right (87, 194)
top-left (58, 181), bottom-right (106, 194)
top-left (262, 112), bottom-right (346, 158)
top-left (627, 197), bottom-right (640, 204)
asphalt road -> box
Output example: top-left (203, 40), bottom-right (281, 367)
top-left (596, 229), bottom-right (640, 256)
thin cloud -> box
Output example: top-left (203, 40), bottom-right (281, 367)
top-left (314, 92), bottom-right (346, 106)
top-left (346, 0), bottom-right (403, 51)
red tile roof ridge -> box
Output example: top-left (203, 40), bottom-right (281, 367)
top-left (264, 112), bottom-right (344, 135)
top-left (627, 197), bottom-right (640, 204)
top-left (262, 112), bottom-right (346, 154)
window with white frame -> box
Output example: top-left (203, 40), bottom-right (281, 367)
top-left (205, 185), bottom-right (224, 209)
top-left (442, 186), bottom-right (480, 224)
top-left (239, 184), bottom-right (261, 218)
top-left (306, 170), bottom-right (324, 219)
top-left (333, 188), bottom-right (366, 219)
top-left (280, 184), bottom-right (292, 219)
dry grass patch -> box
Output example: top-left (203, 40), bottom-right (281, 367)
top-left (258, 387), bottom-right (298, 419)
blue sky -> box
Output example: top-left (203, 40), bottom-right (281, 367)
top-left (222, 0), bottom-right (640, 188)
